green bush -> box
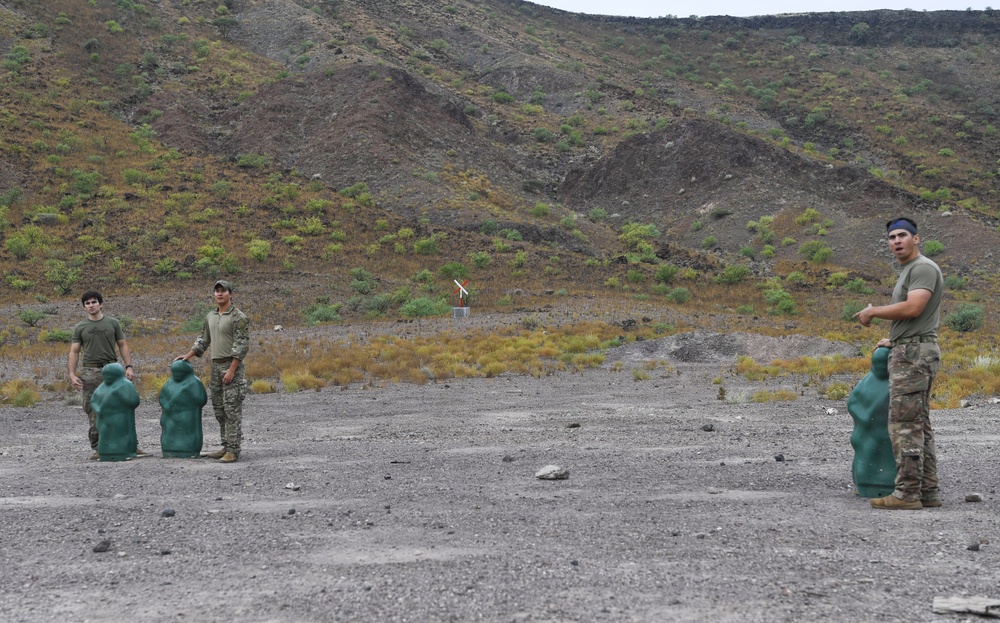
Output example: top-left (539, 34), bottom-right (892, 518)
top-left (799, 240), bottom-right (832, 263)
top-left (530, 202), bottom-right (550, 217)
top-left (717, 264), bottom-right (750, 284)
top-left (666, 287), bottom-right (691, 303)
top-left (2, 46), bottom-right (31, 73)
top-left (6, 233), bottom-right (33, 260)
top-left (841, 301), bottom-right (866, 322)
top-left (439, 262), bottom-right (469, 280)
top-left (923, 240), bottom-right (944, 256)
top-left (349, 278), bottom-right (375, 295)
top-left (43, 259), bottom-right (80, 294)
top-left (587, 207), bottom-right (608, 221)
top-left (654, 264), bottom-right (679, 284)
top-left (844, 278), bottom-right (874, 295)
top-left (532, 128), bottom-right (555, 142)
top-left (6, 274), bottom-right (34, 291)
top-left (247, 239), bottom-right (271, 261)
top-left (339, 182), bottom-right (369, 198)
top-left (944, 304), bottom-right (983, 333)
top-left (42, 329), bottom-right (73, 343)
top-left (413, 237), bottom-right (439, 255)
top-left (469, 251), bottom-right (491, 269)
top-left (827, 272), bottom-right (849, 287)
top-left (764, 286), bottom-right (796, 315)
top-left (236, 153), bottom-right (270, 168)
top-left (944, 275), bottom-right (967, 290)
top-left (17, 310), bottom-right (46, 327)
top-left (304, 303), bottom-right (343, 325)
top-left (619, 223), bottom-right (659, 248)
top-left (795, 208), bottom-right (821, 225)
top-left (400, 297), bottom-right (450, 319)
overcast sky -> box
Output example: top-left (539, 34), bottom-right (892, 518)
top-left (531, 0), bottom-right (994, 18)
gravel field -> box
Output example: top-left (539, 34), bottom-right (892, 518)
top-left (2, 344), bottom-right (999, 622)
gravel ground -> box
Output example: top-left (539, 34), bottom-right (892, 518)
top-left (2, 353), bottom-right (999, 622)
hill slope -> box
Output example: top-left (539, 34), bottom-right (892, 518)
top-left (1, 0), bottom-right (999, 334)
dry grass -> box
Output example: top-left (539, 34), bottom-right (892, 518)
top-left (0, 379), bottom-right (42, 407)
top-left (750, 389), bottom-right (797, 403)
top-left (5, 313), bottom-right (1000, 407)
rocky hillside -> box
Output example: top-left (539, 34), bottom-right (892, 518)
top-left (1, 0), bottom-right (999, 326)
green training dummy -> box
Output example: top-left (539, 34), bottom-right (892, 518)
top-left (92, 363), bottom-right (140, 462)
top-left (847, 346), bottom-right (897, 498)
top-left (159, 359), bottom-right (207, 458)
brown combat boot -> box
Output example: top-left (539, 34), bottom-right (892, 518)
top-left (218, 452), bottom-right (238, 463)
top-left (871, 494), bottom-right (921, 510)
top-left (89, 451), bottom-right (100, 461)
top-left (201, 449), bottom-right (226, 459)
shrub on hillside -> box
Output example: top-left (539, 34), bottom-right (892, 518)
top-left (944, 304), bottom-right (983, 333)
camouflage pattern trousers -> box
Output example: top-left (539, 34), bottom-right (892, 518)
top-left (888, 341), bottom-right (941, 502)
top-left (209, 360), bottom-right (247, 456)
top-left (79, 367), bottom-right (105, 450)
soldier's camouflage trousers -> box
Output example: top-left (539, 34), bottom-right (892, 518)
top-left (888, 341), bottom-right (941, 502)
top-left (209, 360), bottom-right (247, 456)
top-left (79, 367), bottom-right (104, 450)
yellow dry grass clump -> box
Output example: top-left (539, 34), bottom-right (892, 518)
top-left (0, 379), bottom-right (42, 407)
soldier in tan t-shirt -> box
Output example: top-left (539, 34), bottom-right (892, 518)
top-left (68, 290), bottom-right (143, 460)
top-left (853, 217), bottom-right (943, 511)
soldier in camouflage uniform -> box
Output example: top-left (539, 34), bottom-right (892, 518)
top-left (854, 218), bottom-right (943, 510)
top-left (176, 280), bottom-right (250, 463)
top-left (68, 291), bottom-right (146, 460)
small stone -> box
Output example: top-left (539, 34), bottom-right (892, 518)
top-left (774, 454), bottom-right (785, 462)
top-left (535, 465), bottom-right (569, 480)
top-left (501, 455), bottom-right (516, 463)
top-left (965, 493), bottom-right (983, 503)
top-left (92, 539), bottom-right (111, 553)
top-left (160, 549), bottom-right (171, 555)
top-left (288, 508), bottom-right (296, 515)
top-left (161, 509), bottom-right (175, 518)
top-left (566, 422), bottom-right (581, 428)
top-left (701, 424), bottom-right (714, 432)
top-left (826, 408), bottom-right (839, 415)
top-left (284, 483), bottom-right (300, 491)
top-left (967, 542), bottom-right (980, 551)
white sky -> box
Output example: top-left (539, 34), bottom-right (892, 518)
top-left (531, 0), bottom-right (994, 18)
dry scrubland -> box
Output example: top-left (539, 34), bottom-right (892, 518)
top-left (3, 296), bottom-right (1000, 415)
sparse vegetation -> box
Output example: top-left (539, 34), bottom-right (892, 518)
top-left (0, 0), bottom-right (998, 409)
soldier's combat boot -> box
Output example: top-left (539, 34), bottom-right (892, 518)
top-left (871, 494), bottom-right (921, 510)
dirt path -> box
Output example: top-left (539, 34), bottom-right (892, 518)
top-left (1, 365), bottom-right (998, 622)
